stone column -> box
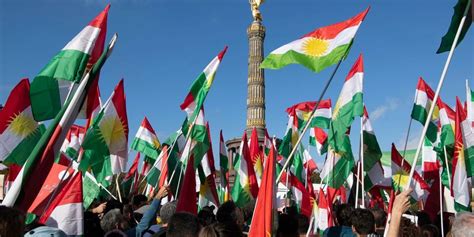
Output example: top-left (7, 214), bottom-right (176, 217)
top-left (246, 20), bottom-right (266, 138)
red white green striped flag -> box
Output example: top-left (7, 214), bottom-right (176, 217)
top-left (59, 124), bottom-right (85, 160)
top-left (452, 98), bottom-right (472, 211)
top-left (131, 117), bottom-right (161, 160)
top-left (249, 127), bottom-right (264, 185)
top-left (145, 146), bottom-right (169, 189)
top-left (437, 99), bottom-right (455, 147)
top-left (218, 130), bottom-right (230, 203)
top-left (328, 55), bottom-right (364, 153)
top-left (1, 38), bottom-right (115, 212)
top-left (180, 47), bottom-right (228, 124)
top-left (391, 144), bottom-right (430, 202)
top-left (320, 135), bottom-right (355, 189)
top-left (0, 79), bottom-right (45, 165)
top-left (261, 8), bottom-right (369, 73)
top-left (30, 5), bottom-right (109, 121)
top-left (362, 106), bottom-right (391, 191)
top-left (285, 100), bottom-right (332, 131)
top-left (410, 77), bottom-right (439, 143)
top-left (39, 171), bottom-right (84, 236)
top-left (122, 153), bottom-right (140, 197)
top-left (309, 127), bottom-right (328, 156)
top-left (80, 79), bottom-right (129, 186)
top-left (231, 131), bottom-right (259, 207)
top-left (198, 123), bottom-right (220, 209)
top-left (466, 81), bottom-right (474, 129)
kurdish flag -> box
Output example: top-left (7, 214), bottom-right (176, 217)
top-left (248, 143), bottom-right (277, 237)
top-left (391, 144), bottom-right (430, 202)
top-left (131, 117), bottom-right (161, 159)
top-left (249, 127), bottom-right (264, 185)
top-left (30, 5), bottom-right (109, 121)
top-left (411, 77), bottom-right (439, 143)
top-left (60, 124), bottom-right (85, 160)
top-left (437, 0), bottom-right (472, 54)
top-left (122, 153), bottom-right (140, 197)
top-left (218, 130), bottom-right (230, 203)
top-left (80, 79), bottom-right (129, 185)
top-left (285, 99), bottom-right (332, 131)
top-left (146, 146), bottom-right (169, 189)
top-left (197, 123), bottom-right (220, 209)
top-left (39, 172), bottom-right (84, 236)
top-left (362, 106), bottom-right (391, 190)
top-left (320, 135), bottom-right (355, 189)
top-left (0, 79), bottom-right (45, 165)
top-left (180, 46), bottom-right (228, 123)
top-left (452, 98), bottom-right (471, 211)
top-left (438, 99), bottom-right (456, 147)
top-left (232, 132), bottom-right (259, 207)
top-left (328, 54), bottom-right (364, 153)
top-left (261, 8), bottom-right (369, 73)
top-left (309, 127), bottom-right (328, 156)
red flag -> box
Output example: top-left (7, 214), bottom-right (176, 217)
top-left (248, 141), bottom-right (276, 237)
top-left (176, 154), bottom-right (197, 215)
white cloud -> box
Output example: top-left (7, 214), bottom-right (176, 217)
top-left (371, 98), bottom-right (400, 121)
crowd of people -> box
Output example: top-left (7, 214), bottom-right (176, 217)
top-left (0, 187), bottom-right (473, 237)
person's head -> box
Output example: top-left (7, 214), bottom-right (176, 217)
top-left (277, 213), bottom-right (298, 237)
top-left (241, 199), bottom-right (256, 223)
top-left (421, 224), bottom-right (440, 237)
top-left (400, 217), bottom-right (421, 237)
top-left (450, 212), bottom-right (474, 237)
top-left (104, 199), bottom-right (124, 215)
top-left (104, 229), bottom-right (128, 237)
top-left (216, 201), bottom-right (244, 227)
top-left (0, 206), bottom-right (25, 237)
top-left (297, 214), bottom-right (309, 236)
top-left (416, 211), bottom-right (432, 227)
top-left (334, 203), bottom-right (354, 227)
top-left (198, 207), bottom-right (216, 227)
top-left (132, 195), bottom-right (148, 210)
top-left (351, 208), bottom-right (375, 236)
top-left (160, 200), bottom-right (177, 226)
top-left (100, 208), bottom-right (129, 233)
top-left (198, 222), bottom-right (243, 237)
top-left (369, 207), bottom-right (387, 229)
top-left (167, 212), bottom-right (201, 237)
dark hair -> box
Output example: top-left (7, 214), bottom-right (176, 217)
top-left (369, 207), bottom-right (387, 228)
top-left (198, 207), bottom-right (216, 227)
top-left (167, 212), bottom-right (201, 237)
top-left (400, 217), bottom-right (421, 237)
top-left (105, 199), bottom-right (124, 215)
top-left (198, 222), bottom-right (243, 237)
top-left (0, 206), bottom-right (25, 237)
top-left (335, 204), bottom-right (354, 226)
top-left (416, 211), bottom-right (432, 227)
top-left (351, 208), bottom-right (375, 235)
top-left (216, 201), bottom-right (242, 226)
top-left (132, 195), bottom-right (148, 208)
top-left (277, 213), bottom-right (298, 237)
top-left (421, 224), bottom-right (440, 237)
top-left (297, 214), bottom-right (309, 235)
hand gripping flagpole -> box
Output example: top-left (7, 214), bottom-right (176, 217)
top-left (405, 0), bottom-right (471, 190)
top-left (275, 58), bottom-right (343, 184)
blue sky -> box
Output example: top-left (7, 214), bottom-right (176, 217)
top-left (1, 0), bottom-right (472, 168)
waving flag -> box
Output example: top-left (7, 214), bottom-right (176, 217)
top-left (309, 127), bottom-right (328, 156)
top-left (249, 127), bottom-right (264, 185)
top-left (198, 123), bottom-right (220, 209)
top-left (285, 100), bottom-right (332, 131)
top-left (261, 8), bottom-right (369, 73)
top-left (0, 79), bottom-right (45, 165)
top-left (180, 47), bottom-right (228, 124)
top-left (60, 125), bottom-right (85, 160)
top-left (411, 77), bottom-right (439, 143)
top-left (80, 79), bottom-right (129, 185)
top-left (218, 130), bottom-right (230, 203)
top-left (30, 5), bottom-right (109, 121)
top-left (436, 0), bottom-right (472, 53)
top-left (452, 98), bottom-right (472, 211)
top-left (131, 117), bottom-right (161, 160)
top-left (232, 132), bottom-right (259, 207)
top-left (122, 153), bottom-right (140, 197)
top-left (39, 172), bottom-right (83, 236)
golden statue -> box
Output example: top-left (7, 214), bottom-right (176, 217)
top-left (249, 0), bottom-right (264, 21)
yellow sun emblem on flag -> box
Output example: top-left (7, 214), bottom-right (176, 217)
top-left (393, 169), bottom-right (409, 190)
top-left (8, 112), bottom-right (37, 138)
top-left (454, 140), bottom-right (465, 161)
top-left (100, 117), bottom-right (127, 148)
top-left (152, 137), bottom-right (161, 149)
top-left (302, 38), bottom-right (329, 57)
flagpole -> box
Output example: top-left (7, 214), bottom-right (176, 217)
top-left (360, 117), bottom-right (365, 208)
top-left (276, 58), bottom-right (344, 184)
top-left (405, 0), bottom-right (471, 190)
top-left (354, 161), bottom-right (360, 208)
top-left (439, 169), bottom-right (445, 237)
top-left (443, 146), bottom-right (452, 183)
top-left (305, 146), bottom-right (310, 189)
